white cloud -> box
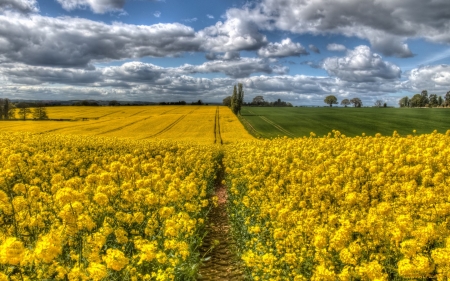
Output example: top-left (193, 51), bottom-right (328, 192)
top-left (327, 43), bottom-right (346, 52)
top-left (257, 38), bottom-right (308, 58)
top-left (207, 14), bottom-right (214, 19)
top-left (224, 0), bottom-right (450, 57)
top-left (198, 14), bottom-right (268, 53)
top-left (184, 18), bottom-right (197, 23)
top-left (56, 0), bottom-right (125, 14)
top-left (154, 11), bottom-right (161, 17)
top-left (0, 59), bottom-right (406, 104)
top-left (0, 14), bottom-right (200, 67)
top-left (0, 0), bottom-right (38, 13)
top-left (408, 65), bottom-right (450, 92)
top-left (322, 45), bottom-right (401, 82)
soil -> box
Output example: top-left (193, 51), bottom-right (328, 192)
top-left (197, 185), bottom-right (245, 280)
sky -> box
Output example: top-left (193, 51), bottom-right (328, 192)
top-left (1, 0), bottom-right (450, 106)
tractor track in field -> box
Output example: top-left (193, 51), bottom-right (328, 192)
top-left (258, 115), bottom-right (296, 137)
top-left (198, 185), bottom-right (244, 281)
top-left (144, 108), bottom-right (199, 139)
top-left (214, 107), bottom-right (223, 145)
top-left (127, 109), bottom-right (149, 118)
top-left (37, 119), bottom-right (113, 134)
top-left (96, 116), bottom-right (154, 135)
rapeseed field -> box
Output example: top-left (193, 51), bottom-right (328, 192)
top-left (3, 106), bottom-right (253, 144)
top-left (1, 106), bottom-right (450, 280)
top-left (224, 130), bottom-right (450, 280)
top-left (0, 133), bottom-right (220, 280)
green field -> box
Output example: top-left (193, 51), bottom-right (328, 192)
top-left (240, 107), bottom-right (450, 138)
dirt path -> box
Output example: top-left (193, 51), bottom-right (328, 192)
top-left (197, 185), bottom-right (244, 281)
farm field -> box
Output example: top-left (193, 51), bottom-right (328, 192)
top-left (0, 132), bottom-right (220, 280)
top-left (2, 106), bottom-right (450, 280)
top-left (225, 131), bottom-right (450, 280)
top-left (240, 107), bottom-right (450, 138)
top-left (2, 106), bottom-right (253, 144)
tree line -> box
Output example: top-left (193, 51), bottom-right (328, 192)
top-left (324, 95), bottom-right (365, 107)
top-left (223, 85), bottom-right (293, 111)
top-left (399, 90), bottom-right (450, 107)
top-left (0, 99), bottom-right (49, 120)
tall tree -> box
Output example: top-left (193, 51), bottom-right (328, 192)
top-left (410, 94), bottom-right (422, 107)
top-left (350, 98), bottom-right (362, 107)
top-left (0, 99), bottom-right (4, 119)
top-left (5, 99), bottom-right (14, 119)
top-left (324, 95), bottom-right (338, 107)
top-left (18, 106), bottom-right (31, 120)
top-left (445, 91), bottom-right (450, 107)
top-left (398, 96), bottom-right (410, 107)
top-left (33, 103), bottom-right (49, 120)
top-left (236, 83), bottom-right (244, 115)
top-left (231, 85), bottom-right (238, 114)
top-left (420, 90), bottom-right (429, 107)
top-left (429, 94), bottom-right (438, 107)
top-left (341, 99), bottom-right (350, 107)
top-left (438, 95), bottom-right (443, 106)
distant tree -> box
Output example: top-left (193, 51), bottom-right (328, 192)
top-left (445, 91), bottom-right (450, 107)
top-left (374, 100), bottom-right (383, 107)
top-left (429, 94), bottom-right (438, 107)
top-left (252, 96), bottom-right (265, 106)
top-left (350, 98), bottom-right (362, 107)
top-left (438, 95), bottom-right (443, 106)
top-left (0, 99), bottom-right (4, 119)
top-left (16, 103), bottom-right (32, 120)
top-left (410, 94), bottom-right (422, 107)
top-left (109, 100), bottom-right (120, 106)
top-left (324, 95), bottom-right (338, 107)
top-left (197, 100), bottom-right (203, 105)
top-left (341, 99), bottom-right (351, 107)
top-left (223, 96), bottom-right (231, 107)
top-left (420, 90), bottom-right (429, 107)
top-left (33, 103), bottom-right (49, 120)
top-left (383, 103), bottom-right (387, 108)
top-left (399, 96), bottom-right (410, 107)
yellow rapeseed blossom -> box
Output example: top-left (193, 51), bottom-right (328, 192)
top-left (224, 130), bottom-right (450, 280)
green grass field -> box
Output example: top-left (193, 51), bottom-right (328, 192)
top-left (240, 107), bottom-right (450, 138)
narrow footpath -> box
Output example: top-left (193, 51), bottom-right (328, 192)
top-left (197, 185), bottom-right (244, 280)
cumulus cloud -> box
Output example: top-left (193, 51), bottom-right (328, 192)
top-left (224, 0), bottom-right (450, 57)
top-left (56, 0), bottom-right (125, 14)
top-left (207, 14), bottom-right (214, 19)
top-left (0, 14), bottom-right (201, 67)
top-left (327, 43), bottom-right (346, 52)
top-left (408, 64), bottom-right (450, 92)
top-left (0, 0), bottom-right (38, 13)
top-left (198, 14), bottom-right (268, 53)
top-left (309, 44), bottom-right (320, 54)
top-left (154, 11), bottom-right (161, 17)
top-left (322, 45), bottom-right (402, 82)
top-left (177, 58), bottom-right (288, 78)
top-left (0, 58), bottom-right (407, 105)
top-left (257, 38), bottom-right (308, 58)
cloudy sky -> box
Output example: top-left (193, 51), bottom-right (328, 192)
top-left (1, 0), bottom-right (450, 106)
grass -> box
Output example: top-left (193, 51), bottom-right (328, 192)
top-left (240, 107), bottom-right (450, 138)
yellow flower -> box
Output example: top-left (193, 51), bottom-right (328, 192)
top-left (103, 249), bottom-right (128, 271)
